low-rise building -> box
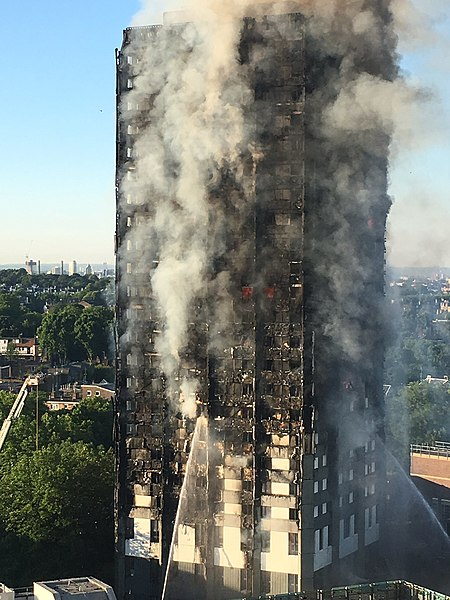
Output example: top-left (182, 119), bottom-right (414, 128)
top-left (411, 441), bottom-right (450, 536)
top-left (81, 380), bottom-right (115, 401)
top-left (0, 583), bottom-right (14, 600)
top-left (33, 579), bottom-right (116, 600)
top-left (411, 442), bottom-right (450, 488)
top-left (45, 399), bottom-right (79, 411)
top-left (0, 338), bottom-right (38, 358)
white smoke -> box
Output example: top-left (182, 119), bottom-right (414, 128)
top-left (120, 0), bottom-right (254, 413)
top-left (120, 0), bottom-right (435, 405)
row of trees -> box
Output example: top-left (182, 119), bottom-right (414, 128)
top-left (0, 391), bottom-right (114, 585)
top-left (0, 269), bottom-right (113, 341)
top-left (0, 269), bottom-right (110, 295)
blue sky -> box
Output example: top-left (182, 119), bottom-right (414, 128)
top-left (0, 1), bottom-right (141, 265)
top-left (0, 1), bottom-right (449, 267)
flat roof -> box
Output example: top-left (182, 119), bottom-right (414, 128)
top-left (36, 578), bottom-right (107, 596)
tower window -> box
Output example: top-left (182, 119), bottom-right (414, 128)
top-left (288, 574), bottom-right (298, 593)
top-left (261, 530), bottom-right (270, 552)
top-left (261, 506), bottom-right (271, 519)
top-left (242, 383), bottom-right (253, 396)
top-left (150, 520), bottom-right (159, 543)
top-left (288, 532), bottom-right (298, 555)
top-left (215, 526), bottom-right (223, 547)
top-left (240, 570), bottom-right (249, 592)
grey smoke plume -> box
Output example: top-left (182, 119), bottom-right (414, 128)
top-left (120, 0), bottom-right (254, 415)
top-left (120, 0), bottom-right (427, 412)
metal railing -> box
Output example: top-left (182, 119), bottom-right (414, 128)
top-left (411, 442), bottom-right (450, 458)
top-left (231, 580), bottom-right (450, 600)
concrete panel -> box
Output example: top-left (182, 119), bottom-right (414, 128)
top-left (314, 546), bottom-right (332, 571)
top-left (271, 482), bottom-right (290, 496)
top-left (261, 494), bottom-right (296, 508)
top-left (270, 572), bottom-right (289, 595)
top-left (271, 458), bottom-right (290, 471)
top-left (173, 524), bottom-right (197, 563)
top-left (224, 479), bottom-right (242, 491)
top-left (271, 507), bottom-right (289, 520)
top-left (125, 517), bottom-right (151, 558)
top-left (261, 519), bottom-right (298, 533)
top-left (364, 523), bottom-right (380, 546)
top-left (223, 567), bottom-right (241, 592)
top-left (261, 531), bottom-right (299, 574)
top-left (224, 502), bottom-right (242, 515)
top-left (134, 494), bottom-right (152, 508)
top-left (223, 490), bottom-right (241, 504)
top-left (214, 526), bottom-right (245, 569)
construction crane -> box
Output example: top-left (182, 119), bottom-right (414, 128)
top-left (0, 375), bottom-right (40, 452)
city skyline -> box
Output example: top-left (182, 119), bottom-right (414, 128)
top-left (0, 0), bottom-right (449, 266)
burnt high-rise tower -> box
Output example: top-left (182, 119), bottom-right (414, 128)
top-left (115, 3), bottom-right (395, 600)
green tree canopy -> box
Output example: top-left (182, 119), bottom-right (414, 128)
top-left (0, 440), bottom-right (113, 542)
top-left (0, 293), bottom-right (25, 336)
top-left (386, 381), bottom-right (450, 464)
top-left (37, 304), bottom-right (85, 364)
top-left (74, 306), bottom-right (113, 361)
top-left (40, 396), bottom-right (113, 449)
top-left (38, 305), bottom-right (113, 364)
top-left (0, 390), bottom-right (114, 585)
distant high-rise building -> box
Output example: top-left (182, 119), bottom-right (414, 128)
top-left (115, 5), bottom-right (394, 600)
top-left (85, 264), bottom-right (93, 276)
top-left (69, 260), bottom-right (78, 276)
top-left (25, 258), bottom-right (38, 275)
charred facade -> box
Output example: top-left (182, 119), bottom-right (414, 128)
top-left (115, 6), bottom-right (393, 600)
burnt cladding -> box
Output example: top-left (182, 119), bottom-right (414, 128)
top-left (115, 7), bottom-right (393, 600)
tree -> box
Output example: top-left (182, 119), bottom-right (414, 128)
top-left (87, 363), bottom-right (115, 383)
top-left (0, 390), bottom-right (114, 585)
top-left (386, 381), bottom-right (450, 462)
top-left (37, 304), bottom-right (86, 364)
top-left (80, 290), bottom-right (107, 307)
top-left (0, 440), bottom-right (114, 583)
top-left (0, 440), bottom-right (113, 541)
top-left (0, 293), bottom-right (25, 336)
top-left (74, 306), bottom-right (114, 362)
top-left (21, 310), bottom-right (43, 337)
top-left (40, 396), bottom-right (113, 449)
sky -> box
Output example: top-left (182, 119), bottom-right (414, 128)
top-left (0, 1), bottom-right (449, 267)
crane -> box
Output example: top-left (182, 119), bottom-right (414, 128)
top-left (0, 375), bottom-right (40, 452)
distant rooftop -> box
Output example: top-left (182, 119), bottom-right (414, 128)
top-left (34, 578), bottom-right (116, 600)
